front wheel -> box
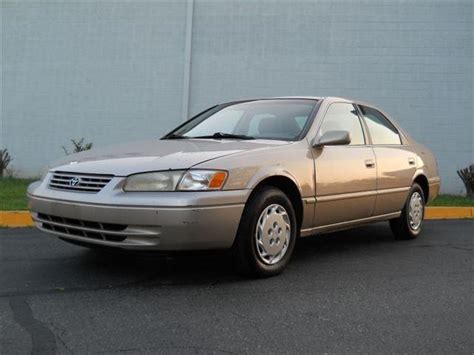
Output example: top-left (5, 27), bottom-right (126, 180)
top-left (233, 186), bottom-right (297, 278)
top-left (390, 183), bottom-right (425, 240)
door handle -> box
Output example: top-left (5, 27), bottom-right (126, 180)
top-left (365, 159), bottom-right (375, 168)
top-left (408, 157), bottom-right (416, 166)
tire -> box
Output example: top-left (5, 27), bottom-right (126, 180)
top-left (233, 186), bottom-right (297, 278)
top-left (389, 183), bottom-right (425, 240)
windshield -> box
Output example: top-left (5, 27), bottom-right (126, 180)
top-left (165, 99), bottom-right (318, 141)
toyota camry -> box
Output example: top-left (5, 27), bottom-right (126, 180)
top-left (27, 97), bottom-right (440, 277)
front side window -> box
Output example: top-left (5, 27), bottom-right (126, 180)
top-left (168, 100), bottom-right (317, 141)
top-left (359, 106), bottom-right (401, 145)
top-left (319, 103), bottom-right (365, 145)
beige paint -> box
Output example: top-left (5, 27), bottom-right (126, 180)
top-left (27, 97), bottom-right (440, 250)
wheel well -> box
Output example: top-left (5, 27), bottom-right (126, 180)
top-left (250, 176), bottom-right (303, 230)
top-left (414, 175), bottom-right (429, 202)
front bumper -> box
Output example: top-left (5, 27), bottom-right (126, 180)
top-left (27, 178), bottom-right (249, 250)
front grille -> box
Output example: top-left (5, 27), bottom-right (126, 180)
top-left (48, 171), bottom-right (113, 193)
top-left (37, 213), bottom-right (128, 242)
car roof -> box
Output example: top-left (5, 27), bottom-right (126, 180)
top-left (236, 96), bottom-right (324, 101)
top-left (241, 96), bottom-right (383, 109)
top-left (226, 96), bottom-right (354, 103)
top-left (266, 96), bottom-right (372, 105)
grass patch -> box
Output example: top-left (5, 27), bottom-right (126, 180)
top-left (0, 178), bottom-right (35, 210)
top-left (429, 194), bottom-right (474, 207)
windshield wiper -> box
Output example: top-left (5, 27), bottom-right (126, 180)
top-left (162, 133), bottom-right (189, 140)
top-left (192, 132), bottom-right (255, 140)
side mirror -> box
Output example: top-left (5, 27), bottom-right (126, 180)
top-left (313, 130), bottom-right (351, 148)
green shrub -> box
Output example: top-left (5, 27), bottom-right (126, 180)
top-left (62, 138), bottom-right (93, 155)
top-left (0, 149), bottom-right (13, 177)
top-left (457, 164), bottom-right (474, 198)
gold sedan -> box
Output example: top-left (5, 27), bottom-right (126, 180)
top-left (28, 97), bottom-right (440, 277)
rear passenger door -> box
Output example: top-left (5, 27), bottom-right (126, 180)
top-left (358, 105), bottom-right (416, 215)
top-left (313, 103), bottom-right (377, 226)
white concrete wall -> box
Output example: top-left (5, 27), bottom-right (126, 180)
top-left (1, 0), bottom-right (473, 193)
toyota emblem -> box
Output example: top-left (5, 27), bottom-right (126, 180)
top-left (69, 177), bottom-right (81, 186)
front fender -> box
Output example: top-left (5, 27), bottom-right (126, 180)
top-left (244, 166), bottom-right (303, 195)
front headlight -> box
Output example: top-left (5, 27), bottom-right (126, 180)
top-left (123, 170), bottom-right (227, 192)
top-left (123, 171), bottom-right (184, 191)
top-left (177, 170), bottom-right (227, 191)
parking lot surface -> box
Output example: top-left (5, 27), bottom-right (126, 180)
top-left (1, 220), bottom-right (472, 354)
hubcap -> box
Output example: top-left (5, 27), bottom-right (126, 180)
top-left (408, 191), bottom-right (424, 230)
top-left (255, 204), bottom-right (291, 265)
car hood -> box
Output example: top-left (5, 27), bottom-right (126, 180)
top-left (50, 139), bottom-right (289, 176)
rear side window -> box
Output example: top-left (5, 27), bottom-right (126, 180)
top-left (359, 106), bottom-right (401, 145)
top-left (319, 103), bottom-right (365, 145)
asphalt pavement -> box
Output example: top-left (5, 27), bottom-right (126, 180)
top-left (1, 220), bottom-right (472, 354)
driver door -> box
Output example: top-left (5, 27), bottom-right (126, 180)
top-left (312, 103), bottom-right (377, 227)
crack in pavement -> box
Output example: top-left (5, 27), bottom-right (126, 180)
top-left (9, 296), bottom-right (57, 354)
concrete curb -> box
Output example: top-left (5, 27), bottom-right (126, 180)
top-left (424, 207), bottom-right (473, 220)
top-left (0, 211), bottom-right (33, 228)
top-left (0, 208), bottom-right (473, 228)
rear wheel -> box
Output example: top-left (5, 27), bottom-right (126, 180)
top-left (233, 186), bottom-right (297, 278)
top-left (390, 183), bottom-right (425, 240)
